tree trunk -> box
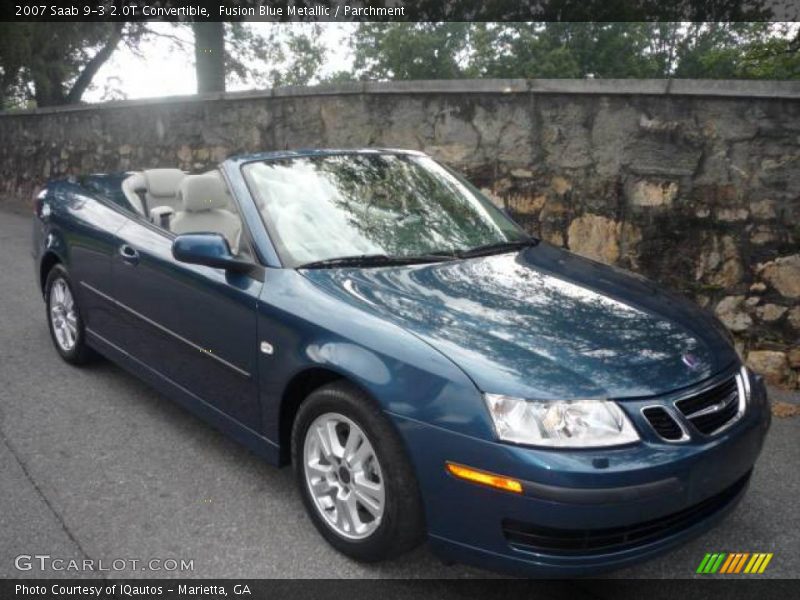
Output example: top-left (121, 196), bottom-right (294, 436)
top-left (65, 22), bottom-right (125, 104)
top-left (31, 23), bottom-right (125, 107)
top-left (32, 64), bottom-right (67, 107)
top-left (193, 22), bottom-right (225, 93)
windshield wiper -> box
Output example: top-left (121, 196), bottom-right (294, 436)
top-left (456, 237), bottom-right (539, 259)
top-left (298, 253), bottom-right (456, 269)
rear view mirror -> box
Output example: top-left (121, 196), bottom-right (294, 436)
top-left (172, 233), bottom-right (251, 272)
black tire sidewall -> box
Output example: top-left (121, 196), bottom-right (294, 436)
top-left (291, 382), bottom-right (425, 562)
top-left (45, 265), bottom-right (90, 364)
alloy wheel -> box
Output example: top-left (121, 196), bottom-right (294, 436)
top-left (50, 278), bottom-right (78, 351)
top-left (303, 412), bottom-right (385, 540)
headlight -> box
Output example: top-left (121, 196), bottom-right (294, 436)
top-left (483, 394), bottom-right (640, 448)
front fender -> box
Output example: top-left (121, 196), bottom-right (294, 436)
top-left (257, 269), bottom-right (493, 448)
top-left (35, 217), bottom-right (70, 294)
top-left (43, 226), bottom-right (70, 261)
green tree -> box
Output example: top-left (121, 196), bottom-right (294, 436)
top-left (0, 22), bottom-right (147, 108)
top-left (352, 23), bottom-right (472, 80)
top-left (349, 22), bottom-right (800, 81)
top-left (674, 23), bottom-right (800, 79)
top-left (225, 23), bottom-right (325, 89)
top-left (738, 25), bottom-right (800, 78)
top-left (0, 22), bottom-right (326, 108)
top-left (194, 22), bottom-right (324, 93)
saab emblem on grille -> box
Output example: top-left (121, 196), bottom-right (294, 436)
top-left (681, 353), bottom-right (702, 370)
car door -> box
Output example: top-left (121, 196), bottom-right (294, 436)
top-left (108, 217), bottom-right (263, 432)
top-left (53, 182), bottom-right (131, 346)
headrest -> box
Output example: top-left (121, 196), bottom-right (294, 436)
top-left (178, 174), bottom-right (228, 212)
top-left (122, 172), bottom-right (146, 191)
top-left (144, 169), bottom-right (185, 198)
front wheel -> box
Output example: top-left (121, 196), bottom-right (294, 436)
top-left (45, 264), bottom-right (94, 365)
top-left (291, 382), bottom-right (425, 562)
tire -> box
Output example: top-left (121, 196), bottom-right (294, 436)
top-left (44, 264), bottom-right (94, 365)
top-left (291, 381), bottom-right (425, 562)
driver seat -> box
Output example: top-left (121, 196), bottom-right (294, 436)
top-left (171, 174), bottom-right (242, 254)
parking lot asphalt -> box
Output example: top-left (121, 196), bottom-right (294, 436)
top-left (0, 209), bottom-right (798, 581)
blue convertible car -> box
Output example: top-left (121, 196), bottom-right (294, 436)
top-left (33, 149), bottom-right (770, 576)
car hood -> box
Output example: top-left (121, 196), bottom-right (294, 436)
top-left (300, 244), bottom-right (738, 400)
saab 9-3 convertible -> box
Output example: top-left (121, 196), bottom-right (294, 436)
top-left (33, 149), bottom-right (770, 576)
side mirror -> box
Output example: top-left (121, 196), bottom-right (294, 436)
top-left (172, 233), bottom-right (251, 272)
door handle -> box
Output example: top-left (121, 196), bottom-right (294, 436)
top-left (119, 244), bottom-right (140, 265)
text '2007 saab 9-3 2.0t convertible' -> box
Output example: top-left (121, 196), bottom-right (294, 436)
top-left (33, 149), bottom-right (770, 576)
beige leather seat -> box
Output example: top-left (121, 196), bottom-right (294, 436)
top-left (121, 169), bottom-right (186, 216)
top-left (171, 174), bottom-right (242, 254)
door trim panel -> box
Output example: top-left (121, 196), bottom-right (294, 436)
top-left (85, 326), bottom-right (279, 463)
top-left (80, 280), bottom-right (251, 378)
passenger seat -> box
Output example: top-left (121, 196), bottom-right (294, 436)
top-left (144, 169), bottom-right (186, 213)
top-left (171, 174), bottom-right (242, 254)
top-left (121, 168), bottom-right (186, 219)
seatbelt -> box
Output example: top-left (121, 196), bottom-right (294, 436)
top-left (134, 187), bottom-right (149, 217)
top-left (149, 206), bottom-right (173, 230)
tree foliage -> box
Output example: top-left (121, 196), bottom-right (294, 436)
top-left (0, 22), bottom-right (325, 108)
top-left (673, 23), bottom-right (800, 79)
top-left (350, 22), bottom-right (800, 81)
top-left (229, 24), bottom-right (325, 89)
top-left (2, 21), bottom-right (797, 110)
top-left (0, 23), bottom-right (150, 108)
top-left (352, 23), bottom-right (472, 80)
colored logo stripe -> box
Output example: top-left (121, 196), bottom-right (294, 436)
top-left (697, 553), bottom-right (726, 573)
top-left (696, 553), bottom-right (712, 573)
top-left (720, 553), bottom-right (745, 573)
top-left (719, 553), bottom-right (736, 573)
top-left (745, 553), bottom-right (774, 574)
top-left (698, 552), bottom-right (773, 574)
top-left (734, 553), bottom-right (750, 573)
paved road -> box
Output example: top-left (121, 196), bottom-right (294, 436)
top-left (0, 209), bottom-right (798, 580)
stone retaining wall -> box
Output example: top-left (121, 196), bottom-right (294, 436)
top-left (1, 79), bottom-right (798, 386)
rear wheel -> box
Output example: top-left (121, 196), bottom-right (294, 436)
top-left (45, 265), bottom-right (94, 365)
top-left (291, 381), bottom-right (425, 562)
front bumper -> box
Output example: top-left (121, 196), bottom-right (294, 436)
top-left (391, 371), bottom-right (771, 577)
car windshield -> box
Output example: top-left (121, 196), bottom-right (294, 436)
top-left (242, 153), bottom-right (530, 267)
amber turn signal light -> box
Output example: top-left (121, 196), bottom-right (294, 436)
top-left (445, 462), bottom-right (523, 494)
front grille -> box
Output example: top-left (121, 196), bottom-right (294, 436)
top-left (642, 407), bottom-right (684, 440)
top-left (502, 472), bottom-right (750, 555)
top-left (676, 376), bottom-right (741, 435)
